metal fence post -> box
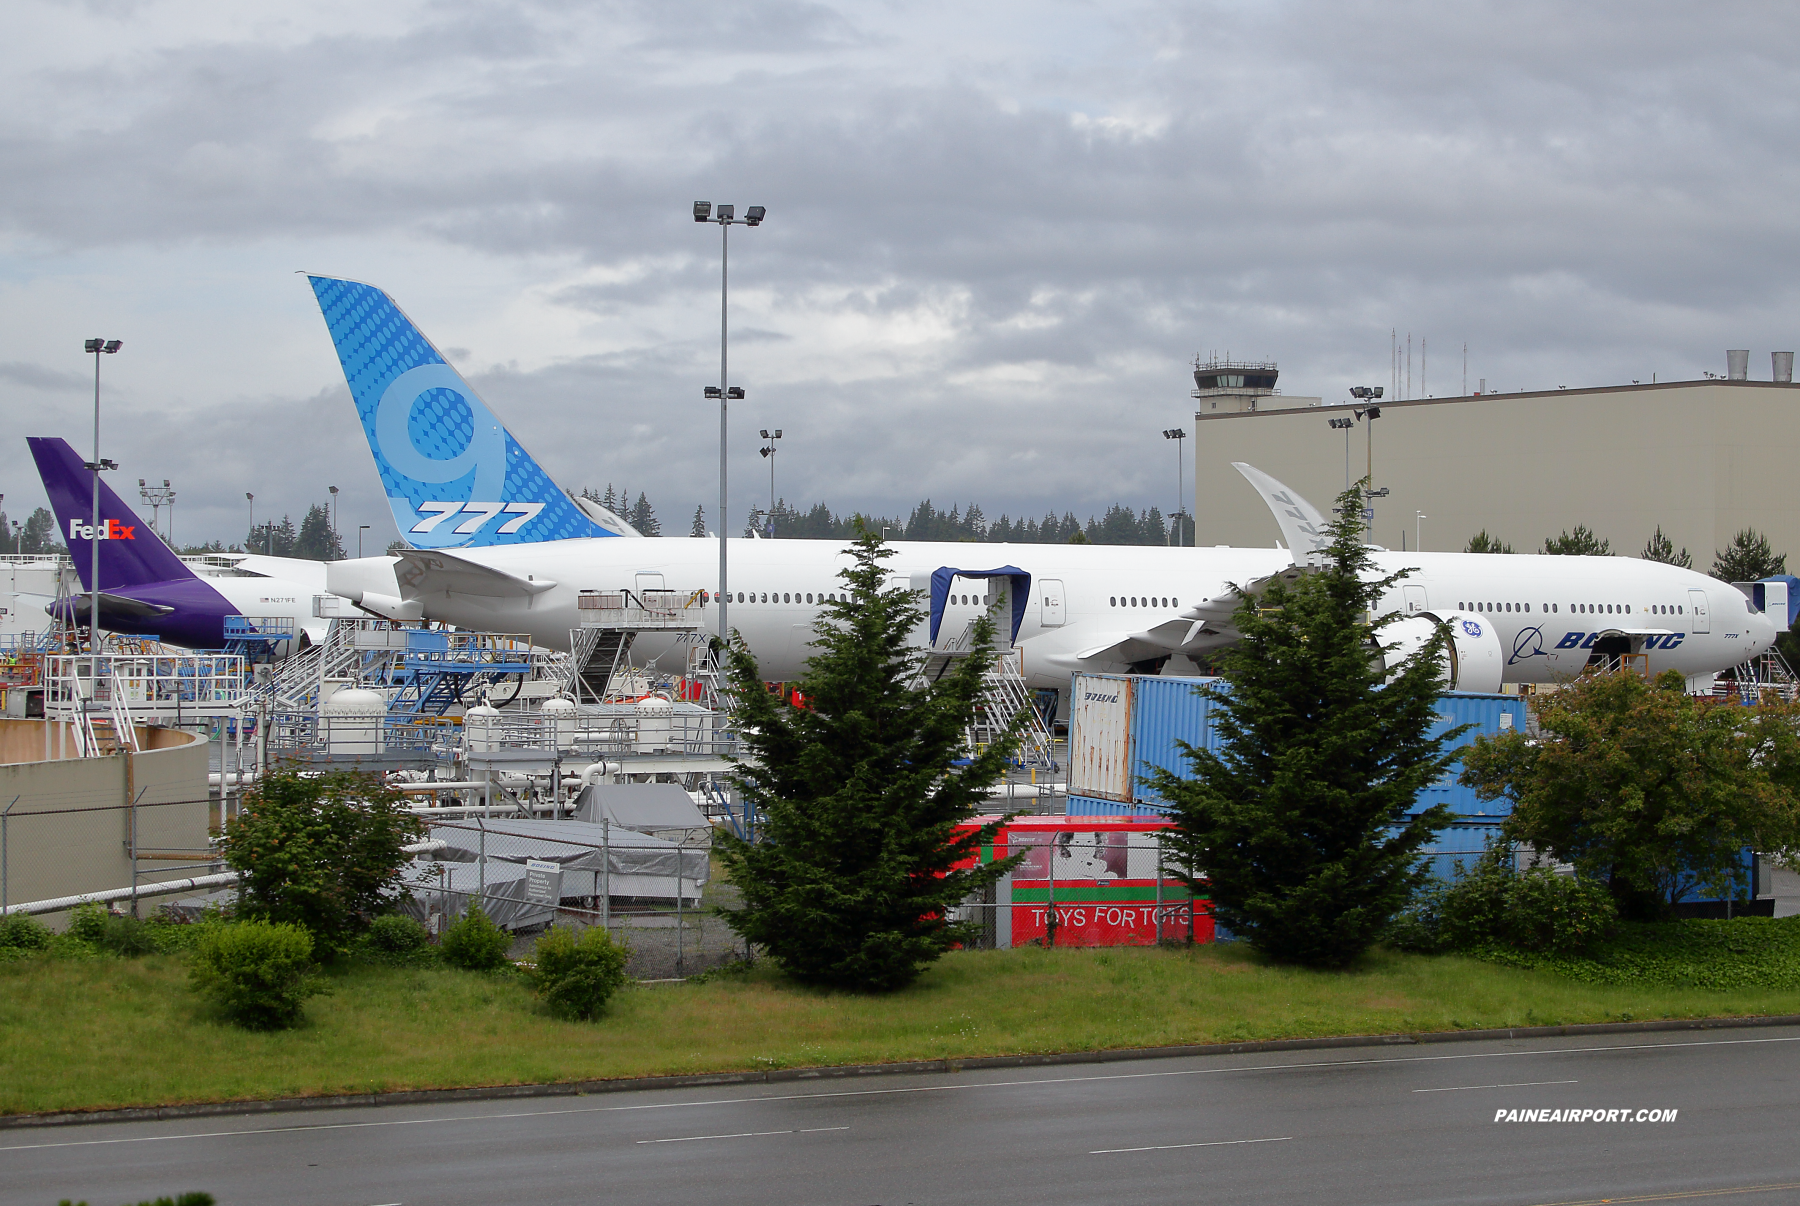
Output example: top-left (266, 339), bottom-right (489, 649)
top-left (1, 795), bottom-right (18, 914)
top-left (1154, 833), bottom-right (1164, 945)
top-left (676, 837), bottom-right (685, 976)
top-left (601, 816), bottom-right (611, 933)
top-left (477, 816), bottom-right (486, 917)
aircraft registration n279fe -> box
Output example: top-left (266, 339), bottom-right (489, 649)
top-left (304, 274), bottom-right (1779, 702)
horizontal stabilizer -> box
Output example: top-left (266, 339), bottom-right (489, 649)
top-left (392, 548), bottom-right (557, 599)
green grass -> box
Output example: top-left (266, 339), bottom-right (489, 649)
top-left (1475, 916), bottom-right (1800, 989)
top-left (4, 940), bottom-right (1800, 1117)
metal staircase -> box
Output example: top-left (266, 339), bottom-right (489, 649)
top-left (564, 588), bottom-right (706, 704)
top-left (914, 621), bottom-right (1058, 771)
top-left (1723, 650), bottom-right (1800, 703)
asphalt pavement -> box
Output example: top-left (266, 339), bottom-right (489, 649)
top-left (8, 1026), bottom-right (1800, 1206)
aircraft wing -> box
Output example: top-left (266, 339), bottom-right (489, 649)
top-left (1231, 462), bottom-right (1334, 563)
top-left (393, 549), bottom-right (558, 599)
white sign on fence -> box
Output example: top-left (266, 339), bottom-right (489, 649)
top-left (523, 858), bottom-right (563, 906)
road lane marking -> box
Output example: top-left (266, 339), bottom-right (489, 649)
top-left (1525, 1182), bottom-right (1800, 1205)
top-left (1091, 1136), bottom-right (1290, 1155)
top-left (637, 1127), bottom-right (847, 1145)
top-left (1413, 1080), bottom-right (1578, 1093)
top-left (6, 1032), bottom-right (1796, 1152)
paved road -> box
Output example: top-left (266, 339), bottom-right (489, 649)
top-left (8, 1027), bottom-right (1800, 1206)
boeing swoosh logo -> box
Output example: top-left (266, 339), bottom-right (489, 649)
top-left (1509, 625), bottom-right (1546, 665)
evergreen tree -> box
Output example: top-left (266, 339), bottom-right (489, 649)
top-left (1642, 525), bottom-right (1693, 568)
top-left (1712, 528), bottom-right (1785, 582)
top-left (20, 506), bottom-right (61, 555)
top-left (690, 505), bottom-right (707, 537)
top-left (1143, 481), bottom-right (1462, 967)
top-left (1465, 530), bottom-right (1514, 554)
top-left (1542, 525), bottom-right (1610, 556)
top-left (714, 531), bottom-right (1023, 991)
top-left (247, 516), bottom-right (299, 557)
top-left (294, 503), bottom-right (344, 560)
top-left (629, 492), bottom-right (659, 536)
top-left (600, 484), bottom-right (618, 513)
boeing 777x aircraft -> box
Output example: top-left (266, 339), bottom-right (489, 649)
top-left (304, 274), bottom-right (1779, 703)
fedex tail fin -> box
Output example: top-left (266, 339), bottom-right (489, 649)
top-left (306, 274), bottom-right (617, 548)
top-left (27, 437), bottom-right (196, 591)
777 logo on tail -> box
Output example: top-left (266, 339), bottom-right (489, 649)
top-left (409, 501), bottom-right (545, 536)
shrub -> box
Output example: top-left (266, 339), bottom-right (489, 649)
top-left (219, 767), bottom-right (423, 956)
top-left (67, 902), bottom-right (110, 945)
top-left (440, 905), bottom-right (512, 971)
top-left (99, 912), bottom-right (161, 957)
top-left (527, 925), bottom-right (630, 1020)
top-left (189, 920), bottom-right (320, 1030)
top-left (365, 913), bottom-right (430, 955)
top-left (1388, 844), bottom-right (1616, 955)
top-left (0, 914), bottom-right (52, 953)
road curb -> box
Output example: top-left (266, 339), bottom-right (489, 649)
top-left (7, 1011), bottom-right (1799, 1131)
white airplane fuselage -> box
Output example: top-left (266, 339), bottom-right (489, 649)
top-left (329, 539), bottom-right (1777, 690)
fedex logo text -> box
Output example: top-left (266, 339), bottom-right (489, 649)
top-left (68, 518), bottom-right (135, 541)
top-left (1555, 631), bottom-right (1685, 650)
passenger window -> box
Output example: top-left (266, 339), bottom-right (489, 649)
top-left (1110, 597), bottom-right (1117, 607)
top-left (1172, 597), bottom-right (1179, 607)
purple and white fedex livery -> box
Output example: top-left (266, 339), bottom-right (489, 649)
top-left (28, 437), bottom-right (325, 655)
top-left (307, 275), bottom-right (1779, 695)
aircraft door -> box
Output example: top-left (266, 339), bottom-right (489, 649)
top-left (1041, 579), bottom-right (1066, 627)
top-left (1402, 585), bottom-right (1428, 615)
top-left (635, 572), bottom-right (665, 595)
top-left (1688, 589), bottom-right (1711, 634)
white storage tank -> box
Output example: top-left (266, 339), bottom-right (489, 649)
top-left (634, 693), bottom-right (674, 753)
top-left (321, 687), bottom-right (385, 756)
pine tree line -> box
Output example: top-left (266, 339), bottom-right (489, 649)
top-left (245, 503), bottom-right (343, 560)
top-left (0, 506), bottom-right (64, 555)
top-left (580, 485), bottom-right (660, 537)
top-left (740, 497), bottom-right (1186, 545)
top-left (1466, 523), bottom-right (1790, 582)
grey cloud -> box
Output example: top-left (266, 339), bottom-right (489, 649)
top-left (3, 0), bottom-right (1799, 534)
top-left (0, 362), bottom-right (86, 391)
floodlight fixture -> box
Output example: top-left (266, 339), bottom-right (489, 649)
top-left (1366, 406), bottom-right (1382, 420)
top-left (745, 205), bottom-right (766, 226)
top-left (694, 201), bottom-right (711, 222)
top-left (727, 386), bottom-right (744, 400)
top-left (717, 204), bottom-right (734, 221)
top-left (704, 386), bottom-right (723, 399)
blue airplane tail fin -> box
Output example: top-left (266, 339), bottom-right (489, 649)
top-left (305, 275), bottom-right (615, 548)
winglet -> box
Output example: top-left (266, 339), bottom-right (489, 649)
top-left (1230, 463), bottom-right (1333, 564)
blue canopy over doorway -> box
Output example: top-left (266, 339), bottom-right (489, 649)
top-left (928, 566), bottom-right (1032, 644)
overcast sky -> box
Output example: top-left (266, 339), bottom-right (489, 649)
top-left (3, 0), bottom-right (1798, 549)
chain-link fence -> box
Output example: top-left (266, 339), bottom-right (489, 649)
top-left (406, 818), bottom-right (748, 978)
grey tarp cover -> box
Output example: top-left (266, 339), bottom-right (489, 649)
top-left (424, 818), bottom-right (707, 902)
top-left (398, 857), bottom-right (553, 932)
top-left (572, 783), bottom-right (711, 834)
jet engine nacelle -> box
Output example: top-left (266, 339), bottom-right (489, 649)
top-left (1376, 611), bottom-right (1504, 694)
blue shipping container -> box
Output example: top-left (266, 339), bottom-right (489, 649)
top-left (1088, 673), bottom-right (1526, 819)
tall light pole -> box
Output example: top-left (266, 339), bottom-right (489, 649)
top-left (358, 525), bottom-right (371, 558)
top-left (1328, 416), bottom-right (1355, 492)
top-left (1415, 510), bottom-right (1427, 552)
top-left (139, 478), bottom-right (174, 543)
top-left (1350, 387), bottom-right (1385, 538)
top-left (1160, 428), bottom-right (1187, 546)
top-left (245, 492), bottom-right (254, 553)
top-left (83, 337), bottom-right (121, 690)
top-left (759, 428), bottom-right (783, 536)
top-left (694, 200), bottom-right (765, 641)
top-left (328, 485), bottom-right (339, 553)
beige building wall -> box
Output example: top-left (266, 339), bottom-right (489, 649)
top-left (0, 719), bottom-right (210, 917)
top-left (1192, 380), bottom-right (1800, 565)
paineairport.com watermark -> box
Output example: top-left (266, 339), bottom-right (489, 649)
top-left (1494, 1108), bottom-right (1678, 1124)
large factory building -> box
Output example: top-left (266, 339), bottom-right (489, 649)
top-left (1189, 353), bottom-right (1800, 564)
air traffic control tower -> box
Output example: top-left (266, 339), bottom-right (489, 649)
top-left (1191, 357), bottom-right (1319, 414)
